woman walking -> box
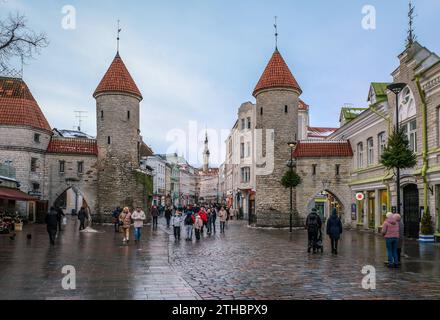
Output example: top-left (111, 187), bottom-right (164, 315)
top-left (132, 206), bottom-right (146, 243)
top-left (119, 207), bottom-right (132, 243)
top-left (382, 212), bottom-right (400, 268)
top-left (172, 207), bottom-right (183, 241)
top-left (184, 207), bottom-right (195, 241)
top-left (194, 212), bottom-right (203, 240)
top-left (326, 208), bottom-right (343, 255)
top-left (219, 206), bottom-right (227, 234)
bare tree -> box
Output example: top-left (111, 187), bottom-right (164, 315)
top-left (0, 13), bottom-right (48, 73)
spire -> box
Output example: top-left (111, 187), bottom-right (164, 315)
top-left (117, 20), bottom-right (122, 55)
top-left (203, 130), bottom-right (210, 173)
top-left (274, 16), bottom-right (278, 51)
top-left (253, 50), bottom-right (302, 97)
top-left (406, 0), bottom-right (417, 48)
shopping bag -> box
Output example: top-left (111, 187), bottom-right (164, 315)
top-left (62, 217), bottom-right (67, 225)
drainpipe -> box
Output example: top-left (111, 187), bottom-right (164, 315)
top-left (415, 76), bottom-right (429, 212)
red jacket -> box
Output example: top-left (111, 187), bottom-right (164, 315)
top-left (199, 211), bottom-right (208, 223)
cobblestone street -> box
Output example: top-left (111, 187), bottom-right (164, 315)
top-left (1, 217), bottom-right (440, 300)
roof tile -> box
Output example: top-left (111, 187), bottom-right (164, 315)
top-left (47, 138), bottom-right (98, 155)
top-left (293, 141), bottom-right (353, 158)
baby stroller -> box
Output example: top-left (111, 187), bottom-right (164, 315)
top-left (315, 229), bottom-right (324, 253)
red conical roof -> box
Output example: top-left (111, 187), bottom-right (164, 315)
top-left (0, 77), bottom-right (51, 132)
top-left (253, 49), bottom-right (302, 97)
top-left (93, 53), bottom-right (142, 100)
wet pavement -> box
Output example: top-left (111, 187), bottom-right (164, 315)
top-left (1, 216), bottom-right (440, 300)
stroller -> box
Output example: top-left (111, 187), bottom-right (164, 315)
top-left (315, 229), bottom-right (324, 253)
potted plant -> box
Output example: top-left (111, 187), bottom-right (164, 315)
top-left (419, 207), bottom-right (435, 243)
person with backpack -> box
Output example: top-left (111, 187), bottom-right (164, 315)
top-left (306, 208), bottom-right (322, 253)
top-left (184, 207), bottom-right (195, 241)
top-left (326, 208), bottom-right (343, 255)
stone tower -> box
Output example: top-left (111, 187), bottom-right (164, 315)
top-left (253, 48), bottom-right (302, 227)
top-left (203, 131), bottom-right (210, 173)
top-left (93, 52), bottom-right (146, 219)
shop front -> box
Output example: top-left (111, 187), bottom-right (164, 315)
top-left (0, 187), bottom-right (38, 233)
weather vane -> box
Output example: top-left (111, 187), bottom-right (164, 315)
top-left (407, 0), bottom-right (416, 47)
top-left (274, 16), bottom-right (278, 50)
top-left (117, 19), bottom-right (122, 53)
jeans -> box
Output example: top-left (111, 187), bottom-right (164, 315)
top-left (386, 238), bottom-right (399, 265)
top-left (79, 219), bottom-right (85, 231)
top-left (220, 221), bottom-right (226, 233)
top-left (48, 228), bottom-right (57, 245)
top-left (114, 220), bottom-right (120, 232)
top-left (173, 226), bottom-right (181, 240)
top-left (152, 216), bottom-right (158, 230)
top-left (308, 231), bottom-right (318, 252)
top-left (195, 228), bottom-right (201, 240)
top-left (330, 238), bottom-right (339, 253)
top-left (212, 218), bottom-right (216, 233)
top-left (185, 225), bottom-right (193, 240)
top-left (134, 227), bottom-right (142, 241)
top-left (166, 217), bottom-right (171, 228)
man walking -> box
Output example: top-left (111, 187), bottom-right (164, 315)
top-left (45, 207), bottom-right (58, 245)
top-left (151, 205), bottom-right (159, 230)
top-left (56, 206), bottom-right (65, 232)
top-left (306, 208), bottom-right (322, 253)
top-left (132, 206), bottom-right (146, 243)
top-left (78, 206), bottom-right (87, 231)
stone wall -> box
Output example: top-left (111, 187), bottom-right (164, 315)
top-left (254, 89), bottom-right (299, 227)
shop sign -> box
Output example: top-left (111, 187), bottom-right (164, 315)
top-left (356, 193), bottom-right (364, 201)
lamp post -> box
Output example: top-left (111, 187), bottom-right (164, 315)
top-left (288, 141), bottom-right (297, 232)
top-left (387, 82), bottom-right (407, 215)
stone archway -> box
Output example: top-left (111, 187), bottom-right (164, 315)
top-left (306, 189), bottom-right (345, 222)
top-left (49, 182), bottom-right (96, 216)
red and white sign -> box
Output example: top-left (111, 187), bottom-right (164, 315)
top-left (356, 193), bottom-right (364, 201)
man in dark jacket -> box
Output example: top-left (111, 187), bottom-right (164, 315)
top-left (164, 206), bottom-right (172, 228)
top-left (56, 206), bottom-right (65, 232)
top-left (326, 208), bottom-right (343, 255)
top-left (112, 207), bottom-right (122, 233)
top-left (45, 207), bottom-right (58, 245)
top-left (306, 208), bottom-right (322, 253)
top-left (151, 206), bottom-right (159, 230)
top-left (78, 206), bottom-right (87, 231)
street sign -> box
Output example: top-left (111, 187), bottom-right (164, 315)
top-left (356, 193), bottom-right (364, 201)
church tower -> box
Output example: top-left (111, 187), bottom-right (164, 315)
top-left (253, 47), bottom-right (302, 227)
top-left (203, 131), bottom-right (210, 173)
top-left (93, 51), bottom-right (145, 218)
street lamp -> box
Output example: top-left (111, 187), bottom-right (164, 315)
top-left (287, 141), bottom-right (297, 233)
top-left (387, 82), bottom-right (407, 215)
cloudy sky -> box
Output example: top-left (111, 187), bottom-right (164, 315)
top-left (1, 0), bottom-right (439, 166)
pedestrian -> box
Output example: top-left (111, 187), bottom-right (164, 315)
top-left (394, 213), bottom-right (404, 265)
top-left (112, 207), bottom-right (122, 233)
top-left (382, 212), bottom-right (399, 268)
top-left (306, 208), bottom-right (322, 253)
top-left (172, 207), bottom-right (183, 241)
top-left (207, 208), bottom-right (213, 235)
top-left (45, 206), bottom-right (58, 245)
top-left (165, 206), bottom-right (172, 228)
top-left (326, 208), bottom-right (343, 255)
top-left (219, 206), bottom-right (227, 233)
top-left (78, 206), bottom-right (87, 231)
top-left (119, 207), bottom-right (132, 243)
top-left (211, 205), bottom-right (217, 234)
top-left (151, 205), bottom-right (159, 230)
top-left (194, 212), bottom-right (203, 240)
top-left (56, 206), bottom-right (65, 232)
top-left (199, 207), bottom-right (208, 235)
top-left (132, 206), bottom-right (146, 243)
top-left (184, 207), bottom-right (195, 241)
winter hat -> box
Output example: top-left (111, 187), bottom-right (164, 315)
top-left (393, 214), bottom-right (401, 222)
top-left (386, 212), bottom-right (393, 219)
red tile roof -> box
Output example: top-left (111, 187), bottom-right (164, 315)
top-left (0, 77), bottom-right (51, 132)
top-left (298, 99), bottom-right (309, 111)
top-left (253, 49), bottom-right (302, 97)
top-left (47, 138), bottom-right (98, 155)
top-left (293, 141), bottom-right (353, 158)
top-left (93, 53), bottom-right (142, 100)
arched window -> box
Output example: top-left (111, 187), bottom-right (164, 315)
top-left (398, 86), bottom-right (416, 122)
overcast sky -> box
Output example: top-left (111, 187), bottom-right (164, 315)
top-left (1, 0), bottom-right (439, 166)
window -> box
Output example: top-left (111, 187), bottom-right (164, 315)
top-left (378, 132), bottom-right (386, 158)
top-left (30, 158), bottom-right (37, 172)
top-left (357, 142), bottom-right (364, 168)
top-left (101, 110), bottom-right (104, 119)
top-left (312, 164), bottom-right (317, 175)
top-left (246, 142), bottom-right (251, 157)
top-left (59, 160), bottom-right (65, 173)
top-left (247, 117), bottom-right (251, 129)
top-left (285, 105), bottom-right (288, 113)
top-left (335, 164), bottom-right (340, 176)
top-left (107, 136), bottom-right (111, 145)
top-left (127, 110), bottom-right (130, 120)
top-left (241, 119), bottom-right (245, 130)
top-left (34, 133), bottom-right (40, 143)
top-left (32, 183), bottom-right (40, 191)
top-left (241, 167), bottom-right (250, 183)
top-left (77, 161), bottom-right (84, 174)
top-left (240, 143), bottom-right (245, 159)
top-left (367, 138), bottom-right (374, 165)
top-left (260, 107), bottom-right (263, 116)
top-left (401, 119), bottom-right (417, 152)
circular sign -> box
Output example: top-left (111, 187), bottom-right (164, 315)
top-left (356, 193), bottom-right (364, 201)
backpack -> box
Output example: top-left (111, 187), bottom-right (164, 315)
top-left (184, 215), bottom-right (193, 225)
top-left (308, 214), bottom-right (319, 233)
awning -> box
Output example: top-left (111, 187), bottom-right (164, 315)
top-left (0, 187), bottom-right (38, 201)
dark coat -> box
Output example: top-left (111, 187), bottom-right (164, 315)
top-left (326, 215), bottom-right (343, 240)
top-left (56, 207), bottom-right (65, 221)
top-left (45, 209), bottom-right (58, 230)
top-left (78, 208), bottom-right (87, 221)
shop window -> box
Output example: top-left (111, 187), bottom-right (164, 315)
top-left (380, 190), bottom-right (388, 225)
top-left (30, 158), bottom-right (37, 172)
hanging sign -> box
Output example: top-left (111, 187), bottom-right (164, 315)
top-left (356, 193), bottom-right (365, 201)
